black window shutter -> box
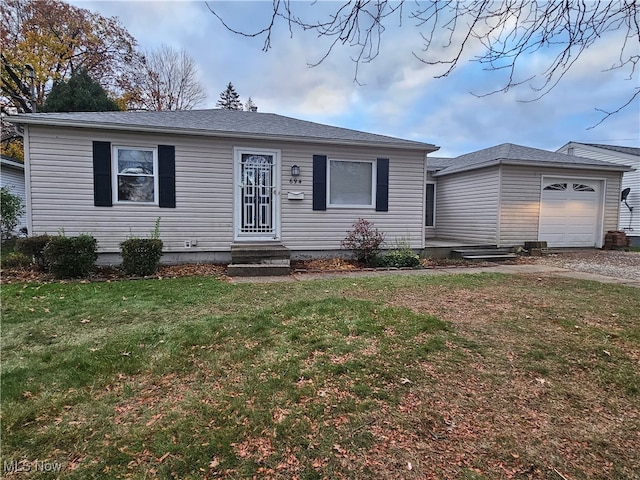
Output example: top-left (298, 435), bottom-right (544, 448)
top-left (312, 154), bottom-right (327, 211)
top-left (376, 158), bottom-right (389, 212)
top-left (158, 145), bottom-right (176, 208)
top-left (93, 141), bottom-right (112, 207)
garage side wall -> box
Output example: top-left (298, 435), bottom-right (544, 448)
top-left (434, 167), bottom-right (500, 243)
top-left (499, 165), bottom-right (623, 247)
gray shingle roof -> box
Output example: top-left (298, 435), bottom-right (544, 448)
top-left (430, 143), bottom-right (633, 176)
top-left (577, 143), bottom-right (640, 157)
top-left (7, 109), bottom-right (437, 151)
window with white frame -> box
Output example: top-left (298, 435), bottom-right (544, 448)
top-left (113, 147), bottom-right (158, 203)
top-left (328, 159), bottom-right (375, 207)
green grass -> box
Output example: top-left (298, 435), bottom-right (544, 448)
top-left (1, 273), bottom-right (639, 479)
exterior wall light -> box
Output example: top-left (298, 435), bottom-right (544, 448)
top-left (290, 164), bottom-right (301, 184)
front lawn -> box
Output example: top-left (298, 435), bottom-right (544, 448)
top-left (1, 273), bottom-right (638, 479)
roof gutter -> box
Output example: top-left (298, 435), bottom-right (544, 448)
top-left (7, 116), bottom-right (439, 153)
top-left (432, 158), bottom-right (633, 177)
top-left (1, 157), bottom-right (25, 169)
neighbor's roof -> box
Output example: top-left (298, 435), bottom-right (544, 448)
top-left (7, 109), bottom-right (438, 151)
top-left (1, 155), bottom-right (24, 170)
top-left (428, 143), bottom-right (633, 177)
top-left (569, 142), bottom-right (640, 158)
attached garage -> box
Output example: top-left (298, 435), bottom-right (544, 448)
top-left (428, 144), bottom-right (632, 249)
top-left (539, 177), bottom-right (603, 247)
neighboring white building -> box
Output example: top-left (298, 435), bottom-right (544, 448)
top-left (1, 155), bottom-right (27, 232)
top-left (558, 143), bottom-right (639, 246)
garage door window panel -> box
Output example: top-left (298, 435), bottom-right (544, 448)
top-left (573, 183), bottom-right (595, 192)
top-left (544, 183), bottom-right (567, 191)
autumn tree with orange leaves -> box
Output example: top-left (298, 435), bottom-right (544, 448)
top-left (1, 0), bottom-right (139, 114)
top-left (1, 0), bottom-right (136, 159)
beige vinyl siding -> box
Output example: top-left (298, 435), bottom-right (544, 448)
top-left (434, 167), bottom-right (500, 243)
top-left (499, 165), bottom-right (623, 246)
top-left (281, 145), bottom-right (426, 250)
top-left (557, 144), bottom-right (639, 234)
top-left (28, 127), bottom-right (236, 252)
top-left (26, 125), bottom-right (426, 253)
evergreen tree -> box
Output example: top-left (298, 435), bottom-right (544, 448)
top-left (43, 68), bottom-right (120, 112)
top-left (216, 82), bottom-right (243, 110)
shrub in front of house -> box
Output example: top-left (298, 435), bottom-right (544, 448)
top-left (375, 248), bottom-right (421, 268)
top-left (1, 251), bottom-right (32, 269)
top-left (120, 238), bottom-right (163, 276)
top-left (43, 235), bottom-right (98, 278)
top-left (341, 218), bottom-right (385, 266)
top-left (0, 186), bottom-right (24, 241)
top-left (16, 235), bottom-right (54, 270)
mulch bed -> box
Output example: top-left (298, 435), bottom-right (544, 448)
top-left (291, 256), bottom-right (536, 273)
top-left (1, 256), bottom-right (538, 284)
top-left (0, 263), bottom-right (228, 284)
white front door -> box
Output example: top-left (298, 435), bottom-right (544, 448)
top-left (234, 148), bottom-right (281, 241)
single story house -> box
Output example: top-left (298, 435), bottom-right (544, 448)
top-left (8, 110), bottom-right (635, 263)
top-left (1, 155), bottom-right (27, 232)
top-left (557, 142), bottom-right (640, 246)
top-left (426, 143), bottom-right (633, 248)
top-left (8, 109), bottom-right (439, 264)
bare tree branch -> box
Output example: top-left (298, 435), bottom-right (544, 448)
top-left (589, 87), bottom-right (640, 130)
top-left (129, 45), bottom-right (207, 111)
top-left (206, 0), bottom-right (640, 123)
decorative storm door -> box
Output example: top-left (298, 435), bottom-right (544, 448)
top-left (235, 150), bottom-right (280, 240)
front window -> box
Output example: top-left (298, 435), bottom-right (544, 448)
top-left (328, 159), bottom-right (375, 207)
top-left (113, 147), bottom-right (157, 203)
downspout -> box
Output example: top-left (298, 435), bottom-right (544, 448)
top-left (21, 125), bottom-right (33, 235)
top-left (496, 163), bottom-right (503, 247)
top-left (421, 152), bottom-right (427, 249)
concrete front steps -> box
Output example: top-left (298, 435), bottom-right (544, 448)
top-left (227, 242), bottom-right (291, 276)
top-left (450, 247), bottom-right (518, 261)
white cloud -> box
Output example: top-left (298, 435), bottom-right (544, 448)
top-left (65, 0), bottom-right (638, 154)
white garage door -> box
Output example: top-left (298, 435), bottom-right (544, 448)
top-left (539, 178), bottom-right (602, 247)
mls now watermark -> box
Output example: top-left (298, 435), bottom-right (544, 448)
top-left (4, 459), bottom-right (64, 473)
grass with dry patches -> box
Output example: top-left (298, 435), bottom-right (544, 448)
top-left (1, 273), bottom-right (639, 479)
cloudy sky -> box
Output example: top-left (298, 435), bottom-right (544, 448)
top-left (69, 0), bottom-right (638, 157)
